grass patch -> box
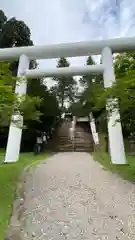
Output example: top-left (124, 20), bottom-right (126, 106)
top-left (93, 133), bottom-right (135, 182)
top-left (93, 151), bottom-right (135, 182)
top-left (0, 151), bottom-right (49, 240)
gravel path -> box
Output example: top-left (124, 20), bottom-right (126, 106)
top-left (20, 152), bottom-right (135, 239)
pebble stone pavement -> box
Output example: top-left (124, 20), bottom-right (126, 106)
top-left (21, 152), bottom-right (135, 240)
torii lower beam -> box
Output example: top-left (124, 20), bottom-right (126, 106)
top-left (25, 64), bottom-right (104, 79)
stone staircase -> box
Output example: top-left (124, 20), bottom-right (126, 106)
top-left (55, 121), bottom-right (73, 152)
top-left (74, 122), bottom-right (94, 152)
top-left (47, 121), bottom-right (73, 152)
top-left (48, 120), bottom-right (94, 152)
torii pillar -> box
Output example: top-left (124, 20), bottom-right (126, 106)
top-left (102, 47), bottom-right (127, 164)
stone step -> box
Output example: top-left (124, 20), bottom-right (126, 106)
top-left (74, 139), bottom-right (92, 143)
top-left (56, 147), bottom-right (73, 151)
top-left (48, 121), bottom-right (94, 152)
top-left (57, 148), bottom-right (94, 152)
top-left (75, 147), bottom-right (93, 150)
top-left (74, 140), bottom-right (92, 143)
top-left (76, 144), bottom-right (92, 146)
top-left (75, 134), bottom-right (92, 137)
top-left (75, 135), bottom-right (92, 139)
top-left (58, 144), bottom-right (73, 147)
top-left (75, 146), bottom-right (93, 149)
top-left (75, 149), bottom-right (93, 152)
top-left (57, 148), bottom-right (93, 152)
top-left (57, 144), bottom-right (93, 148)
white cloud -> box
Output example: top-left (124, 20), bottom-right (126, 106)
top-left (1, 0), bottom-right (135, 86)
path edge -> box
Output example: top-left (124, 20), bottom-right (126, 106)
top-left (4, 160), bottom-right (44, 240)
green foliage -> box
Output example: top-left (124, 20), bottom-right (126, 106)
top-left (0, 9), bottom-right (33, 77)
top-left (94, 53), bottom-right (135, 135)
top-left (0, 9), bottom-right (60, 143)
top-left (69, 56), bottom-right (105, 129)
top-left (0, 62), bottom-right (16, 126)
top-left (53, 57), bottom-right (77, 110)
top-left (76, 52), bottom-right (135, 136)
top-left (0, 10), bottom-right (7, 31)
top-left (68, 100), bottom-right (86, 117)
top-left (95, 70), bottom-right (135, 111)
top-left (0, 11), bottom-right (33, 48)
top-left (115, 53), bottom-right (135, 78)
top-left (27, 78), bottom-right (60, 126)
top-left (0, 61), bottom-right (42, 126)
top-left (0, 10), bottom-right (42, 126)
top-left (75, 56), bottom-right (104, 120)
top-left (19, 95), bottom-right (42, 121)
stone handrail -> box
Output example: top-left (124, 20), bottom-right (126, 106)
top-left (69, 116), bottom-right (76, 150)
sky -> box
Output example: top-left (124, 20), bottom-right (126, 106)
top-left (1, 0), bottom-right (135, 86)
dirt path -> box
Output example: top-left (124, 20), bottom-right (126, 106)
top-left (17, 153), bottom-right (134, 239)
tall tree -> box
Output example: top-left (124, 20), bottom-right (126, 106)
top-left (0, 10), bottom-right (7, 33)
top-left (0, 10), bottom-right (34, 75)
top-left (0, 9), bottom-right (60, 151)
top-left (0, 13), bottom-right (33, 48)
top-left (0, 61), bottom-right (41, 126)
top-left (22, 77), bottom-right (60, 151)
top-left (53, 57), bottom-right (77, 110)
top-left (94, 53), bottom-right (135, 136)
top-left (79, 56), bottom-right (104, 117)
top-left (27, 77), bottom-right (60, 126)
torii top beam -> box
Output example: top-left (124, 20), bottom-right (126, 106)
top-left (0, 37), bottom-right (135, 60)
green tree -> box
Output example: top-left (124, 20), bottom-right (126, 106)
top-left (0, 10), bottom-right (34, 76)
top-left (115, 53), bottom-right (135, 78)
top-left (0, 10), bottom-right (41, 125)
top-left (0, 9), bottom-right (7, 32)
top-left (0, 9), bottom-right (60, 127)
top-left (79, 56), bottom-right (103, 117)
top-left (27, 77), bottom-right (60, 129)
top-left (0, 61), bottom-right (41, 126)
top-left (0, 12), bottom-right (33, 48)
top-left (0, 9), bottom-right (61, 151)
top-left (94, 53), bottom-right (135, 136)
top-left (68, 99), bottom-right (89, 117)
top-left (53, 57), bottom-right (77, 110)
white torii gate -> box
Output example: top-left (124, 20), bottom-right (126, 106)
top-left (1, 36), bottom-right (135, 164)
